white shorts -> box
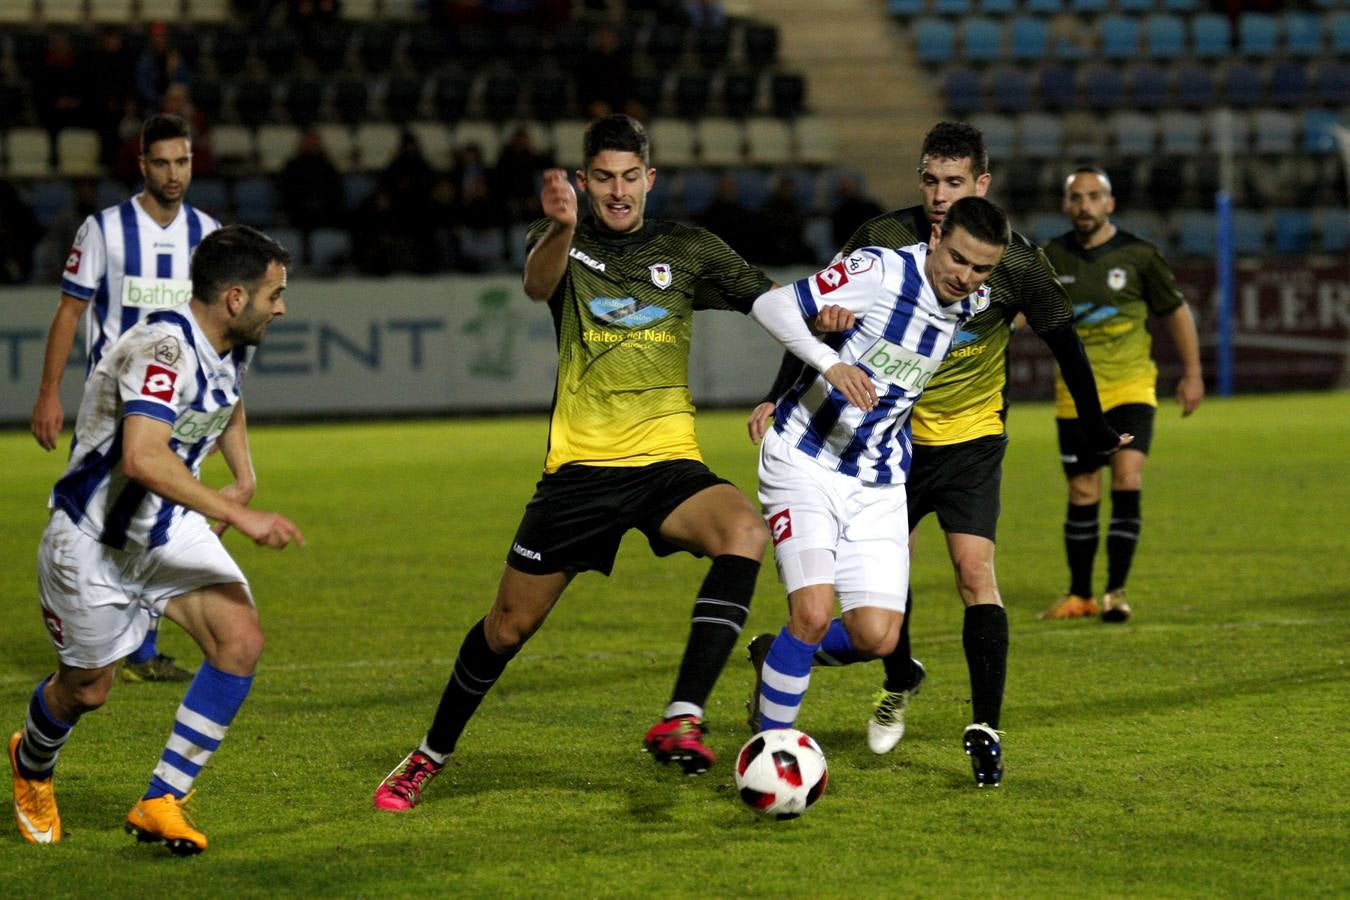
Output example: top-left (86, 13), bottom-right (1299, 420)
top-left (37, 510), bottom-right (251, 669)
top-left (757, 428), bottom-right (909, 611)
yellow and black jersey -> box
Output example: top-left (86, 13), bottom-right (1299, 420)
top-left (841, 206), bottom-right (1073, 445)
top-left (528, 216), bottom-right (772, 473)
top-left (1043, 229), bottom-right (1185, 417)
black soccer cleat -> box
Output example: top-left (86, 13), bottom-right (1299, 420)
top-left (963, 723), bottom-right (1004, 788)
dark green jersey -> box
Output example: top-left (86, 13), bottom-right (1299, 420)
top-left (1043, 229), bottom-right (1184, 417)
top-left (841, 206), bottom-right (1073, 445)
top-left (528, 216), bottom-right (771, 472)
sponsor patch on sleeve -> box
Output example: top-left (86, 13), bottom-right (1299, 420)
top-left (814, 262), bottom-right (849, 295)
top-left (139, 364), bottom-right (178, 401)
top-left (64, 248), bottom-right (82, 274)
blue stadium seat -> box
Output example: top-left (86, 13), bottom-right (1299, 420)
top-left (960, 17), bottom-right (1003, 60)
top-left (1018, 111), bottom-right (1063, 158)
top-left (1313, 208), bottom-right (1348, 254)
top-left (1232, 210), bottom-right (1266, 256)
top-left (1083, 66), bottom-right (1125, 111)
top-left (1222, 63), bottom-right (1263, 108)
top-left (1313, 62), bottom-right (1349, 107)
top-left (679, 169), bottom-right (718, 217)
top-left (887, 0), bottom-right (925, 15)
top-left (1129, 63), bottom-right (1169, 109)
top-left (1145, 13), bottom-right (1185, 58)
top-left (944, 69), bottom-right (983, 114)
top-left (96, 179), bottom-right (125, 211)
top-left (1190, 13), bottom-right (1231, 58)
top-left (645, 168), bottom-right (674, 217)
top-left (1159, 110), bottom-right (1203, 155)
top-left (1252, 109), bottom-right (1297, 154)
top-left (309, 228), bottom-right (351, 277)
top-left (1238, 13), bottom-right (1278, 57)
top-left (933, 0), bottom-right (973, 14)
top-left (978, 0), bottom-right (1017, 13)
top-left (190, 177), bottom-right (230, 219)
top-left (1160, 0), bottom-right (1197, 10)
top-left (971, 113), bottom-right (1016, 159)
top-left (267, 227), bottom-right (303, 263)
top-left (1283, 12), bottom-right (1323, 57)
top-left (1039, 65), bottom-right (1077, 110)
top-left (1024, 0), bottom-right (1063, 13)
top-left (1175, 63), bottom-right (1214, 108)
top-left (1302, 109), bottom-right (1341, 154)
top-left (990, 67), bottom-right (1032, 112)
top-left (28, 180), bottom-right (72, 229)
top-left (1270, 62), bottom-right (1308, 107)
top-left (914, 18), bottom-right (957, 65)
top-left (1115, 211), bottom-right (1168, 250)
top-left (1271, 209), bottom-right (1313, 255)
top-left (1100, 15), bottom-right (1141, 59)
top-left (1026, 212), bottom-right (1062, 246)
top-left (1331, 12), bottom-right (1350, 55)
top-left (1117, 0), bottom-right (1154, 11)
top-left (1110, 110), bottom-right (1157, 157)
top-left (232, 176), bottom-right (276, 227)
top-left (1069, 0), bottom-right (1109, 13)
top-left (734, 169), bottom-right (773, 209)
top-left (1174, 211), bottom-right (1215, 257)
top-left (1009, 16), bottom-right (1048, 60)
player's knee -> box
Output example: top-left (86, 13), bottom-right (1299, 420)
top-left (726, 512), bottom-right (769, 558)
top-left (787, 604), bottom-right (832, 643)
top-left (851, 627), bottom-right (897, 660)
top-left (68, 679), bottom-right (112, 715)
top-left (216, 624), bottom-right (265, 672)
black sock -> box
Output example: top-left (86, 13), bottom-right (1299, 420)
top-left (1065, 501), bottom-right (1099, 597)
top-left (424, 618), bottom-right (518, 757)
top-left (1106, 490), bottom-right (1141, 592)
top-left (963, 604), bottom-right (1008, 729)
top-left (668, 555), bottom-right (758, 713)
top-left (881, 588), bottom-right (917, 691)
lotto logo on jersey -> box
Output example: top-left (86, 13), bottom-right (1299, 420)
top-left (42, 607), bottom-right (64, 646)
top-left (140, 364), bottom-right (178, 401)
top-left (815, 262), bottom-right (849, 294)
top-left (64, 248), bottom-right (82, 274)
top-left (768, 509), bottom-right (793, 546)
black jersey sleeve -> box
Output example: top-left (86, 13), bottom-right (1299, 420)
top-left (690, 227), bottom-right (772, 313)
top-left (1010, 235), bottom-right (1074, 333)
top-left (1135, 239), bottom-right (1186, 317)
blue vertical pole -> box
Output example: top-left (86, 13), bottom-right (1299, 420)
top-left (1215, 190), bottom-right (1234, 397)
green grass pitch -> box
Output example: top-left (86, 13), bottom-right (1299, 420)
top-left (1, 392), bottom-right (1346, 897)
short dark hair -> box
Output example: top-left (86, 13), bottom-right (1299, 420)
top-left (940, 196), bottom-right (1010, 248)
top-left (192, 225), bottom-right (292, 304)
top-left (582, 114), bottom-right (650, 167)
top-left (141, 113), bottom-right (191, 154)
top-left (1064, 165), bottom-right (1113, 196)
top-left (919, 121), bottom-right (989, 177)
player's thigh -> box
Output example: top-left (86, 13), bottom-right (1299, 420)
top-left (37, 511), bottom-right (152, 670)
top-left (1057, 418), bottom-right (1107, 480)
top-left (649, 461), bottom-right (764, 558)
top-left (487, 565), bottom-right (573, 650)
top-left (162, 582), bottom-right (260, 661)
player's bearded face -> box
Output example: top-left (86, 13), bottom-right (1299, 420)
top-left (1064, 173), bottom-right (1115, 239)
top-left (228, 263), bottom-right (288, 346)
top-left (141, 137), bottom-right (192, 208)
top-left (580, 151), bottom-right (654, 234)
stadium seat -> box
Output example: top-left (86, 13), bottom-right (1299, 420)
top-left (1271, 209), bottom-right (1313, 255)
top-left (186, 0), bottom-right (230, 23)
top-left (698, 118), bottom-right (744, 166)
top-left (28, 180), bottom-right (72, 229)
top-left (56, 128), bottom-right (101, 177)
top-left (1145, 14), bottom-right (1186, 59)
top-left (1024, 0), bottom-right (1063, 14)
top-left (969, 113), bottom-right (1015, 160)
top-left (1238, 13), bottom-right (1279, 57)
top-left (1313, 207), bottom-right (1348, 253)
top-left (1114, 211), bottom-right (1168, 249)
top-left (979, 0), bottom-right (1017, 12)
top-left (888, 0), bottom-right (925, 14)
top-left (529, 75), bottom-right (571, 123)
top-left (735, 169), bottom-right (775, 211)
top-left (1160, 0), bottom-right (1198, 10)
top-left (1129, 64), bottom-right (1169, 110)
top-left (1110, 110), bottom-right (1157, 157)
top-left (1174, 211), bottom-right (1215, 257)
top-left (960, 18), bottom-right (1004, 60)
top-left (770, 74), bottom-right (807, 119)
top-left (722, 72), bottom-right (760, 118)
top-left (384, 78), bottom-right (424, 122)
top-left (1175, 64), bottom-right (1214, 109)
top-left (1062, 110), bottom-right (1107, 158)
top-left (434, 75), bottom-right (472, 123)
top-left (1038, 65), bottom-right (1076, 111)
top-left (631, 74), bottom-right (667, 118)
top-left (675, 73), bottom-right (713, 120)
top-left (309, 23), bottom-right (354, 73)
top-left (743, 24), bottom-right (780, 69)
top-left (1069, 0), bottom-right (1108, 12)
top-left (210, 125), bottom-right (255, 169)
top-left (550, 120), bottom-right (588, 167)
top-left (1313, 62), bottom-right (1350, 107)
top-left (233, 80), bottom-right (275, 128)
top-left (454, 121), bottom-right (501, 164)
top-left (695, 24), bottom-right (732, 69)
top-left (342, 173), bottom-right (375, 212)
top-left (1100, 15), bottom-right (1141, 59)
top-left (1017, 112), bottom-right (1063, 158)
top-left (1251, 109), bottom-right (1296, 154)
top-left (1330, 11), bottom-right (1350, 55)
top-left (1009, 16), bottom-right (1048, 61)
top-left (934, 0), bottom-right (973, 13)
top-left (354, 123), bottom-right (401, 172)
top-left (258, 30), bottom-right (300, 76)
top-left (0, 1), bottom-right (34, 24)
top-left (1025, 212), bottom-right (1062, 247)
top-left (284, 79), bottom-right (324, 127)
top-left (342, 0), bottom-right (379, 22)
top-left (746, 117), bottom-right (792, 166)
top-left (1283, 12), bottom-right (1323, 58)
top-left (1301, 109), bottom-right (1341, 154)
top-left (793, 116), bottom-right (837, 165)
top-left (406, 121), bottom-right (453, 169)
top-left (1270, 62), bottom-right (1308, 107)
top-left (482, 75), bottom-right (523, 122)
top-left (645, 171), bottom-right (674, 219)
top-left (1190, 14), bottom-right (1231, 58)
top-left (1159, 110), bottom-right (1203, 155)
top-left (357, 24), bottom-right (398, 72)
top-left (333, 80), bottom-right (371, 126)
top-left (188, 177), bottom-right (228, 219)
top-left (89, 0), bottom-right (136, 22)
top-left (1232, 210), bottom-right (1266, 256)
top-left (913, 18), bottom-right (957, 65)
top-left (232, 177), bottom-right (277, 227)
top-left (1222, 63), bottom-right (1263, 108)
top-left (256, 124), bottom-right (300, 174)
top-left (1205, 109), bottom-right (1251, 154)
top-left (1082, 66), bottom-right (1125, 111)
top-left (316, 124), bottom-right (355, 173)
top-left (644, 25), bottom-right (688, 71)
top-left (679, 168), bottom-right (718, 217)
top-left (990, 67), bottom-right (1031, 113)
top-left (1116, 0), bottom-right (1153, 12)
top-left (381, 0), bottom-right (418, 20)
top-left (648, 119), bottom-right (697, 167)
top-left (41, 0), bottom-right (84, 23)
top-left (944, 69), bottom-right (983, 115)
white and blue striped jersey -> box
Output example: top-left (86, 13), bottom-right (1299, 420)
top-left (59, 196), bottom-right (220, 376)
top-left (50, 306), bottom-right (248, 551)
top-left (771, 244), bottom-right (989, 484)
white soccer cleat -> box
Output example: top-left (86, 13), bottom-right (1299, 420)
top-left (866, 660), bottom-right (926, 754)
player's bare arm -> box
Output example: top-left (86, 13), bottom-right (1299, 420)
top-left (122, 414), bottom-right (304, 549)
top-left (211, 404), bottom-right (258, 536)
top-left (30, 293), bottom-right (88, 451)
top-left (1166, 303), bottom-right (1205, 417)
top-left (522, 169), bottom-right (578, 301)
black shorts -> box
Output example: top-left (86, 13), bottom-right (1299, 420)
top-left (507, 460), bottom-right (732, 576)
top-left (906, 435), bottom-right (1007, 541)
top-left (1057, 403), bottom-right (1155, 476)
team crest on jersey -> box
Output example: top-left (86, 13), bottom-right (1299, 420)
top-left (140, 364), bottom-right (178, 401)
top-left (1108, 268), bottom-right (1127, 291)
top-left (153, 337), bottom-right (182, 366)
top-left (971, 284), bottom-right (992, 312)
top-left (768, 509), bottom-right (793, 546)
top-left (649, 263), bottom-right (672, 290)
top-left (815, 262), bottom-right (849, 294)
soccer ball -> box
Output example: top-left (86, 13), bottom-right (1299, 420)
top-left (734, 729), bottom-right (828, 820)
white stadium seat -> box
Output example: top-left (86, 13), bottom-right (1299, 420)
top-left (56, 128), bottom-right (102, 177)
top-left (256, 124), bottom-right (302, 174)
top-left (5, 128), bottom-right (53, 178)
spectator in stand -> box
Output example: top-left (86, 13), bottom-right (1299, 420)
top-left (699, 173), bottom-right (759, 261)
top-left (574, 25), bottom-right (633, 119)
top-left (0, 180), bottom-right (42, 284)
top-left (36, 32), bottom-right (89, 134)
top-left (757, 174), bottom-right (812, 266)
top-left (428, 174), bottom-right (463, 271)
top-left (831, 175), bottom-right (883, 250)
top-left (135, 23), bottom-right (189, 116)
top-left (88, 28), bottom-right (137, 167)
top-left (380, 131), bottom-right (440, 273)
top-left (280, 129), bottom-right (346, 238)
top-left (494, 127), bottom-right (552, 225)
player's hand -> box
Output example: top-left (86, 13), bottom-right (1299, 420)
top-left (747, 401), bottom-right (774, 444)
top-left (31, 392), bottom-right (64, 451)
top-left (809, 304), bottom-right (855, 335)
top-left (540, 168), bottom-right (577, 229)
top-left (211, 482), bottom-right (257, 536)
top-left (231, 508), bottom-right (305, 549)
top-left (824, 363), bottom-right (878, 412)
top-left (1086, 422), bottom-right (1134, 456)
top-left (1176, 374), bottom-right (1204, 417)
